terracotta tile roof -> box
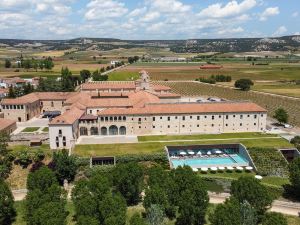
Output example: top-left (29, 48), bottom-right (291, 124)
top-left (81, 81), bottom-right (136, 90)
top-left (35, 92), bottom-right (77, 100)
top-left (1, 93), bottom-right (39, 104)
top-left (0, 118), bottom-right (16, 131)
top-left (50, 107), bottom-right (85, 125)
top-left (80, 114), bottom-right (98, 120)
top-left (98, 102), bottom-right (267, 116)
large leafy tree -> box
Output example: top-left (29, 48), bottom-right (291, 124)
top-left (234, 79), bottom-right (254, 91)
top-left (25, 166), bottom-right (68, 225)
top-left (0, 132), bottom-right (14, 178)
top-left (113, 162), bottom-right (144, 205)
top-left (231, 176), bottom-right (273, 216)
top-left (130, 213), bottom-right (147, 225)
top-left (262, 212), bottom-right (287, 225)
top-left (146, 204), bottom-right (165, 225)
top-left (288, 157), bottom-right (300, 198)
top-left (80, 69), bottom-right (91, 82)
top-left (273, 108), bottom-right (289, 124)
top-left (50, 150), bottom-right (78, 184)
top-left (170, 166), bottom-right (209, 225)
top-left (61, 67), bottom-right (74, 91)
top-left (0, 179), bottom-right (16, 225)
top-left (209, 198), bottom-right (242, 225)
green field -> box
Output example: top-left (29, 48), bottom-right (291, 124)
top-left (108, 70), bottom-right (139, 81)
top-left (74, 135), bottom-right (291, 157)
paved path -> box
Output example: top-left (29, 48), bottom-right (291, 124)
top-left (12, 189), bottom-right (300, 216)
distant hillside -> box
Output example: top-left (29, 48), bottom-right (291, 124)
top-left (0, 36), bottom-right (299, 53)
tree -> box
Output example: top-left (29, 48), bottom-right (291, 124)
top-left (5, 59), bottom-right (11, 68)
top-left (231, 176), bottom-right (273, 216)
top-left (290, 136), bottom-right (300, 149)
top-left (113, 162), bottom-right (143, 205)
top-left (288, 157), bottom-right (300, 198)
top-left (50, 149), bottom-right (78, 184)
top-left (25, 167), bottom-right (67, 225)
top-left (130, 213), bottom-right (147, 225)
top-left (61, 67), bottom-right (74, 91)
top-left (80, 69), bottom-right (91, 82)
top-left (76, 216), bottom-right (99, 225)
top-left (240, 200), bottom-right (258, 225)
top-left (31, 201), bottom-right (67, 225)
top-left (262, 212), bottom-right (287, 225)
top-left (146, 204), bottom-right (165, 225)
top-left (0, 179), bottom-right (16, 225)
top-left (234, 79), bottom-right (254, 91)
top-left (209, 198), bottom-right (242, 225)
top-left (27, 166), bottom-right (58, 192)
top-left (8, 86), bottom-right (16, 98)
top-left (99, 192), bottom-right (127, 225)
top-left (0, 132), bottom-right (14, 178)
top-left (273, 108), bottom-right (288, 124)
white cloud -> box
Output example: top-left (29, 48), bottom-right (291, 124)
top-left (198, 0), bottom-right (256, 18)
top-left (0, 0), bottom-right (29, 8)
top-left (259, 7), bottom-right (280, 21)
top-left (85, 0), bottom-right (128, 20)
top-left (140, 11), bottom-right (160, 22)
top-left (294, 32), bottom-right (300, 35)
top-left (218, 27), bottom-right (244, 35)
top-left (146, 22), bottom-right (165, 33)
top-left (128, 7), bottom-right (147, 17)
top-left (149, 0), bottom-right (191, 14)
top-left (273, 26), bottom-right (287, 36)
top-left (292, 12), bottom-right (299, 18)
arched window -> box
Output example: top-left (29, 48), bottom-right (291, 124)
top-left (91, 127), bottom-right (99, 135)
top-left (80, 127), bottom-right (88, 136)
top-left (119, 126), bottom-right (126, 135)
top-left (109, 125), bottom-right (118, 135)
top-left (101, 127), bottom-right (108, 135)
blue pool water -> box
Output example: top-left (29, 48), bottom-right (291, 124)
top-left (171, 154), bottom-right (249, 168)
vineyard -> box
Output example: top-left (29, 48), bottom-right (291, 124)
top-left (154, 81), bottom-right (300, 126)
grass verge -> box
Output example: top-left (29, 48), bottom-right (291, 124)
top-left (21, 127), bottom-right (40, 133)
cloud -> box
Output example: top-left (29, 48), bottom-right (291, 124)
top-left (292, 12), bottom-right (299, 18)
top-left (85, 0), bottom-right (128, 20)
top-left (273, 26), bottom-right (287, 36)
top-left (128, 7), bottom-right (147, 17)
top-left (149, 0), bottom-right (191, 14)
top-left (218, 27), bottom-right (244, 35)
top-left (259, 7), bottom-right (280, 21)
top-left (198, 0), bottom-right (256, 18)
top-left (0, 0), bottom-right (29, 9)
top-left (140, 11), bottom-right (160, 22)
top-left (294, 32), bottom-right (300, 35)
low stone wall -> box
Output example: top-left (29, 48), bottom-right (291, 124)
top-left (10, 133), bottom-right (49, 142)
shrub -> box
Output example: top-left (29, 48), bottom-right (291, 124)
top-left (234, 79), bottom-right (254, 91)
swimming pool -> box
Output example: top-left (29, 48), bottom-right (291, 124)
top-left (171, 154), bottom-right (249, 168)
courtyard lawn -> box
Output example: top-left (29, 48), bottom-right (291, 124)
top-left (9, 144), bottom-right (51, 155)
top-left (74, 136), bottom-right (292, 157)
top-left (21, 127), bottom-right (40, 133)
top-left (137, 132), bottom-right (277, 142)
top-left (42, 127), bottom-right (49, 132)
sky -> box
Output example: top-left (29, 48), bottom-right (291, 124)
top-left (0, 0), bottom-right (299, 40)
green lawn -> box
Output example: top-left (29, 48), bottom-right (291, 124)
top-left (9, 144), bottom-right (52, 156)
top-left (74, 136), bottom-right (292, 157)
top-left (21, 127), bottom-right (40, 133)
top-left (198, 171), bottom-right (290, 188)
top-left (108, 71), bottom-right (139, 81)
top-left (138, 132), bottom-right (277, 142)
top-left (42, 127), bottom-right (49, 132)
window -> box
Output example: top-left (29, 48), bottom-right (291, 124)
top-left (139, 126), bottom-right (141, 129)
top-left (160, 117), bottom-right (162, 120)
top-left (175, 116), bottom-right (178, 119)
top-left (261, 114), bottom-right (264, 117)
top-left (240, 123), bottom-right (242, 126)
top-left (247, 115), bottom-right (250, 117)
top-left (204, 116), bottom-right (207, 119)
top-left (90, 110), bottom-right (92, 114)
top-left (101, 117), bottom-right (104, 121)
top-left (58, 130), bottom-right (62, 135)
top-left (153, 126), bottom-right (155, 128)
top-left (62, 136), bottom-right (66, 147)
top-left (211, 124), bottom-right (214, 127)
top-left (197, 116), bottom-right (200, 120)
top-left (197, 125), bottom-right (199, 127)
top-left (123, 116), bottom-right (126, 121)
top-left (168, 117), bottom-right (170, 121)
top-left (233, 115), bottom-right (236, 118)
top-left (254, 123), bottom-right (256, 126)
top-left (182, 125), bottom-right (185, 128)
top-left (240, 115), bottom-right (243, 119)
top-left (51, 101), bottom-right (54, 107)
top-left (110, 117), bottom-right (113, 121)
top-left (153, 117), bottom-right (155, 121)
top-left (219, 115), bottom-right (221, 118)
top-left (225, 124), bottom-right (228, 127)
top-left (105, 117), bottom-right (108, 121)
top-left (168, 125), bottom-right (170, 128)
top-left (254, 115), bottom-right (257, 119)
top-left (212, 116), bottom-right (215, 120)
top-left (182, 116), bottom-right (185, 121)
top-left (190, 116), bottom-right (192, 119)
top-left (226, 115), bottom-right (229, 119)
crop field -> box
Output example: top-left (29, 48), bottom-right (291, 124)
top-left (53, 62), bottom-right (108, 73)
top-left (119, 62), bottom-right (300, 81)
top-left (153, 81), bottom-right (300, 126)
